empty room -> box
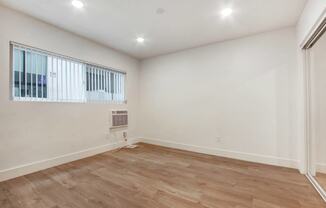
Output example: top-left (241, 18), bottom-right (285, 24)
top-left (0, 0), bottom-right (326, 207)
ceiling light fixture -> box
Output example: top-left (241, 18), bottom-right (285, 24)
top-left (220, 8), bottom-right (233, 18)
top-left (136, 37), bottom-right (145, 43)
top-left (72, 0), bottom-right (84, 9)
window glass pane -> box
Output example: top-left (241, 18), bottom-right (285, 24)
top-left (13, 48), bottom-right (24, 97)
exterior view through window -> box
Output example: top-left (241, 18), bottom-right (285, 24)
top-left (12, 43), bottom-right (126, 103)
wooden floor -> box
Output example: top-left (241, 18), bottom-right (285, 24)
top-left (0, 143), bottom-right (325, 208)
top-left (316, 173), bottom-right (326, 193)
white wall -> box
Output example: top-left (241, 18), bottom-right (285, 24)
top-left (0, 5), bottom-right (140, 181)
top-left (139, 28), bottom-right (299, 168)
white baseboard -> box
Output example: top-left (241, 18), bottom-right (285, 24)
top-left (0, 140), bottom-right (132, 182)
top-left (140, 138), bottom-right (298, 169)
top-left (317, 163), bottom-right (326, 174)
top-left (0, 137), bottom-right (299, 182)
top-left (128, 137), bottom-right (143, 145)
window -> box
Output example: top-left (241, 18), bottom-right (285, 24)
top-left (11, 42), bottom-right (126, 103)
top-left (13, 48), bottom-right (47, 99)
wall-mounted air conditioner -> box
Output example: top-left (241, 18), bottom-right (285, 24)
top-left (110, 110), bottom-right (128, 128)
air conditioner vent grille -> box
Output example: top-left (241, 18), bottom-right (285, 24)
top-left (111, 110), bottom-right (128, 128)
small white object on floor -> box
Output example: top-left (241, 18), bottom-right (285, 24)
top-left (125, 144), bottom-right (139, 149)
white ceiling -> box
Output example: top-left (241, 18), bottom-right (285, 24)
top-left (0, 0), bottom-right (306, 59)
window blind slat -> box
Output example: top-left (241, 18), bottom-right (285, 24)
top-left (60, 59), bottom-right (64, 101)
top-left (69, 61), bottom-right (72, 101)
top-left (41, 55), bottom-right (44, 99)
top-left (35, 54), bottom-right (38, 98)
top-left (30, 51), bottom-right (33, 98)
top-left (105, 71), bottom-right (107, 100)
top-left (108, 72), bottom-right (111, 100)
top-left (56, 58), bottom-right (59, 101)
top-left (18, 49), bottom-right (22, 98)
top-left (73, 62), bottom-right (76, 100)
top-left (24, 49), bottom-right (27, 98)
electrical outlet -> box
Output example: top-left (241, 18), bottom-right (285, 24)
top-left (123, 132), bottom-right (127, 142)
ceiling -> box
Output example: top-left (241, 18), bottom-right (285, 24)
top-left (0, 0), bottom-right (306, 59)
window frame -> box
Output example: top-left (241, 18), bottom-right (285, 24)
top-left (10, 42), bottom-right (127, 104)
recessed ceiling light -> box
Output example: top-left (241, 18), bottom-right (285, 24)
top-left (220, 8), bottom-right (233, 18)
top-left (136, 37), bottom-right (145, 43)
top-left (72, 0), bottom-right (84, 9)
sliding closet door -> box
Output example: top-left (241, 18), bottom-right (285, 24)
top-left (309, 31), bottom-right (326, 192)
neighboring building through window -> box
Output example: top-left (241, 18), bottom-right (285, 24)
top-left (12, 43), bottom-right (126, 103)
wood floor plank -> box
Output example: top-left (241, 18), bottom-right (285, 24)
top-left (316, 173), bottom-right (326, 192)
top-left (0, 143), bottom-right (325, 208)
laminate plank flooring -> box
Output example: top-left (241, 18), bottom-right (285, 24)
top-left (0, 143), bottom-right (325, 208)
top-left (316, 172), bottom-right (326, 193)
